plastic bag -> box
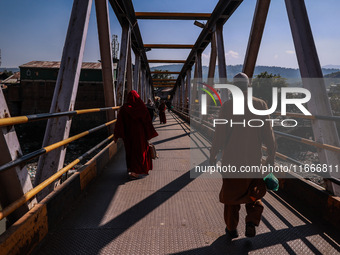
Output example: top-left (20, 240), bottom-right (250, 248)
top-left (263, 173), bottom-right (279, 191)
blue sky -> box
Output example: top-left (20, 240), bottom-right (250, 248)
top-left (0, 0), bottom-right (339, 69)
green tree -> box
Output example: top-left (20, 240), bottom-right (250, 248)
top-left (330, 94), bottom-right (340, 114)
top-left (252, 72), bottom-right (288, 109)
top-left (0, 70), bottom-right (13, 80)
top-left (152, 69), bottom-right (173, 80)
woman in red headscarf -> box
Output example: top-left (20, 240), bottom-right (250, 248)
top-left (114, 91), bottom-right (158, 179)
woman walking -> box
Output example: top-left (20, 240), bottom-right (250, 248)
top-left (114, 91), bottom-right (158, 179)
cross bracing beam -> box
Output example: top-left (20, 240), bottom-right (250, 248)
top-left (153, 84), bottom-right (176, 86)
top-left (144, 44), bottom-right (194, 49)
top-left (149, 60), bottom-right (186, 63)
top-left (153, 79), bottom-right (177, 82)
top-left (153, 82), bottom-right (176, 84)
top-left (243, 0), bottom-right (271, 78)
top-left (109, 0), bottom-right (154, 91)
top-left (151, 71), bottom-right (180, 74)
top-left (173, 0), bottom-right (244, 91)
top-left (153, 83), bottom-right (175, 87)
top-left (135, 12), bottom-right (211, 20)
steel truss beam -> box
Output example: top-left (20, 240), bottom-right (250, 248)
top-left (174, 0), bottom-right (244, 90)
top-left (109, 0), bottom-right (154, 95)
top-left (149, 60), bottom-right (186, 63)
top-left (152, 79), bottom-right (177, 82)
top-left (135, 12), bottom-right (211, 20)
top-left (144, 44), bottom-right (194, 49)
top-left (151, 71), bottom-right (180, 74)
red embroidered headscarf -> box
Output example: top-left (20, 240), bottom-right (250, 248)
top-left (124, 90), bottom-right (149, 120)
top-left (114, 90), bottom-right (157, 141)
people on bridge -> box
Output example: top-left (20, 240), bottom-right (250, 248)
top-left (166, 100), bottom-right (172, 112)
top-left (146, 98), bottom-right (156, 122)
top-left (210, 72), bottom-right (277, 239)
top-left (155, 98), bottom-right (160, 109)
top-left (114, 90), bottom-right (158, 179)
top-left (158, 100), bottom-right (167, 124)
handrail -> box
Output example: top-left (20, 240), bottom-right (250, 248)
top-left (185, 109), bottom-right (340, 153)
top-left (173, 107), bottom-right (340, 185)
top-left (262, 146), bottom-right (303, 166)
top-left (262, 146), bottom-right (340, 186)
top-left (0, 135), bottom-right (115, 221)
top-left (274, 130), bottom-right (340, 153)
top-left (0, 119), bottom-right (117, 173)
top-left (273, 112), bottom-right (340, 122)
top-left (0, 106), bottom-right (120, 127)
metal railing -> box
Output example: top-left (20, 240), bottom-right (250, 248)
top-left (0, 119), bottom-right (117, 173)
top-left (0, 134), bottom-right (114, 221)
top-left (172, 104), bottom-right (340, 186)
top-left (0, 106), bottom-right (120, 127)
top-left (0, 106), bottom-right (120, 220)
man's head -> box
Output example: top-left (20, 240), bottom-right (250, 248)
top-left (233, 72), bottom-right (249, 91)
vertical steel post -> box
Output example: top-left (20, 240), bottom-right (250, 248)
top-left (95, 0), bottom-right (116, 133)
top-left (285, 0), bottom-right (340, 195)
top-left (134, 53), bottom-right (141, 91)
top-left (179, 79), bottom-right (183, 111)
top-left (191, 62), bottom-right (199, 117)
top-left (191, 63), bottom-right (198, 106)
top-left (243, 0), bottom-right (271, 78)
top-left (126, 38), bottom-right (133, 95)
top-left (147, 76), bottom-right (151, 101)
top-left (144, 74), bottom-right (148, 102)
top-left (207, 32), bottom-right (217, 114)
top-left (116, 22), bottom-right (130, 105)
top-left (141, 69), bottom-right (145, 101)
top-left (215, 22), bottom-right (228, 103)
top-left (34, 0), bottom-right (93, 200)
top-left (178, 88), bottom-right (180, 108)
top-left (145, 73), bottom-right (149, 101)
top-left (196, 51), bottom-right (203, 120)
top-left (137, 67), bottom-right (142, 96)
top-left (0, 89), bottom-right (36, 226)
top-left (181, 76), bottom-right (185, 112)
top-left (185, 68), bottom-right (191, 113)
top-left (208, 33), bottom-right (217, 82)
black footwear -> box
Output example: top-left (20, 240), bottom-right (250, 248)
top-left (245, 222), bottom-right (256, 237)
top-left (225, 227), bottom-right (239, 239)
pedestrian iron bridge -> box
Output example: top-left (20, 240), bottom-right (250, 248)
top-left (1, 0), bottom-right (340, 254)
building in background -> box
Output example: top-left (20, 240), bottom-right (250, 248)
top-left (2, 61), bottom-right (117, 129)
top-left (154, 87), bottom-right (172, 100)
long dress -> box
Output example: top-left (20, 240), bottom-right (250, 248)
top-left (158, 102), bottom-right (167, 124)
top-left (114, 91), bottom-right (158, 174)
top-left (210, 96), bottom-right (277, 205)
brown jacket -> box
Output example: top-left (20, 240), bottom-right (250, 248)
top-left (210, 96), bottom-right (276, 204)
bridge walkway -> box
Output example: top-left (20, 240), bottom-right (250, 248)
top-left (36, 112), bottom-right (340, 254)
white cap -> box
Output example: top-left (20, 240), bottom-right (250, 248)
top-left (233, 72), bottom-right (249, 91)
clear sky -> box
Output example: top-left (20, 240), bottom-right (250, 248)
top-left (0, 0), bottom-right (339, 69)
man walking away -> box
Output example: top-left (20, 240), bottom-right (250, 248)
top-left (210, 73), bottom-right (276, 239)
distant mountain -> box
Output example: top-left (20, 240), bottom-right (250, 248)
top-left (151, 64), bottom-right (339, 83)
top-left (324, 71), bottom-right (340, 78)
top-left (324, 70), bottom-right (340, 89)
top-left (322, 65), bottom-right (340, 70)
top-left (0, 67), bottom-right (20, 73)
